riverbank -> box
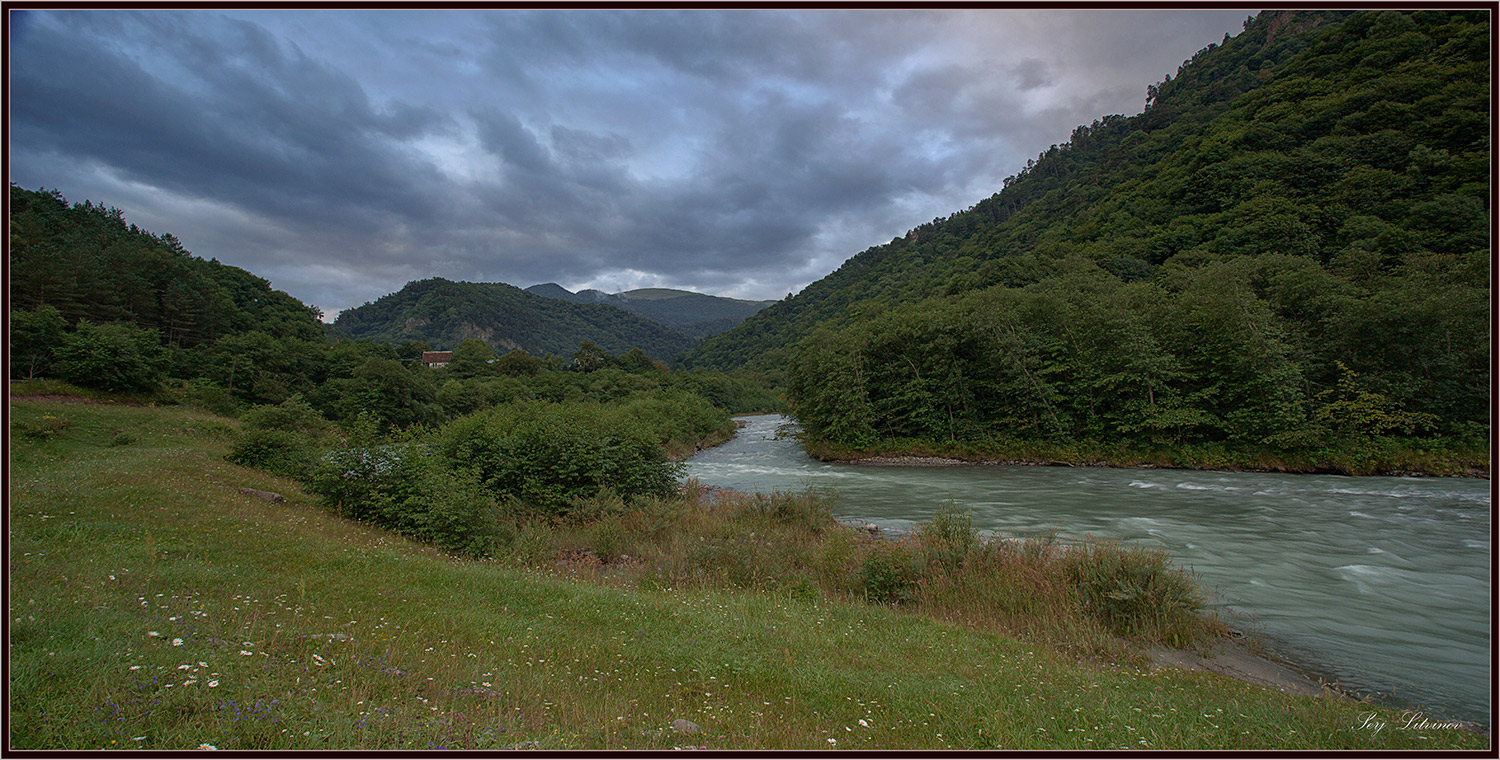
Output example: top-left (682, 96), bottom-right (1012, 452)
top-left (831, 515), bottom-right (1378, 715)
top-left (10, 399), bottom-right (1488, 749)
top-left (807, 437), bottom-right (1490, 479)
top-left (695, 415), bottom-right (1491, 727)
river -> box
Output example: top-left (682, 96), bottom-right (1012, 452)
top-left (683, 414), bottom-right (1492, 726)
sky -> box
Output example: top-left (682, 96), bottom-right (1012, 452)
top-left (9, 8), bottom-right (1257, 321)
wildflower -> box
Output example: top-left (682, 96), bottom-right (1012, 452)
top-left (172, 638), bottom-right (184, 647)
top-left (207, 680), bottom-right (219, 688)
top-left (148, 631), bottom-right (161, 637)
top-left (858, 720), bottom-right (869, 727)
top-left (198, 743), bottom-right (218, 750)
top-left (239, 651), bottom-right (253, 656)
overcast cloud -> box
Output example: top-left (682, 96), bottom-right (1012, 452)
top-left (9, 8), bottom-right (1256, 320)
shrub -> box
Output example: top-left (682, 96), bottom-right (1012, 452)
top-left (227, 396), bottom-right (336, 480)
top-left (511, 521), bottom-right (558, 565)
top-left (228, 429), bottom-right (319, 479)
top-left (569, 487), bottom-right (630, 523)
top-left (439, 400), bottom-right (682, 512)
top-left (309, 442), bottom-right (425, 523)
top-left (307, 441), bottom-right (499, 558)
top-left (587, 516), bottom-right (627, 562)
top-left (758, 488), bottom-right (837, 535)
top-left (402, 467), bottom-right (501, 558)
top-left (613, 388), bottom-right (735, 455)
top-left (861, 542), bottom-right (919, 605)
top-left (619, 494), bottom-right (686, 542)
top-left (241, 395), bottom-right (334, 440)
top-left (181, 378), bottom-right (240, 417)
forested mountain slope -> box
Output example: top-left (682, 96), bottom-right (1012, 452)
top-left (685, 10), bottom-right (1486, 373)
top-left (331, 278), bottom-right (698, 362)
top-left (684, 9), bottom-right (1489, 463)
top-left (525, 283), bottom-right (776, 337)
top-left (9, 185), bottom-right (325, 347)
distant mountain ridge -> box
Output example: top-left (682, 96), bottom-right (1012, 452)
top-left (330, 278), bottom-right (698, 362)
top-left (525, 283), bottom-right (776, 338)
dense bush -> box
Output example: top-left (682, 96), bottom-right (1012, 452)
top-left (228, 428), bottom-right (321, 480)
top-left (53, 319), bottom-right (166, 393)
top-left (308, 437), bottom-right (500, 558)
top-left (613, 388), bottom-right (735, 456)
top-left (226, 396), bottom-right (336, 479)
top-left (241, 395), bottom-right (334, 440)
top-left (860, 543), bottom-right (919, 604)
top-left (179, 378), bottom-right (240, 417)
top-left (439, 400), bottom-right (682, 512)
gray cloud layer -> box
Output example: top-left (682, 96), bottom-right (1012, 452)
top-left (9, 8), bottom-right (1255, 318)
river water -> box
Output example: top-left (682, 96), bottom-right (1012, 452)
top-left (683, 415), bottom-right (1492, 725)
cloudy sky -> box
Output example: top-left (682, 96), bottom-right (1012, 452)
top-left (9, 8), bottom-right (1256, 321)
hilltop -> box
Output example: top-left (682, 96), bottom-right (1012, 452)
top-left (525, 283), bottom-right (777, 338)
top-left (330, 278), bottom-right (699, 362)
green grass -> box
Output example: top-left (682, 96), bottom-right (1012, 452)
top-left (8, 398), bottom-right (1489, 750)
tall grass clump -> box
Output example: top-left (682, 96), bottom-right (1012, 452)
top-left (510, 489), bottom-right (1222, 656)
top-left (1063, 538), bottom-right (1213, 647)
top-left (917, 501), bottom-right (979, 574)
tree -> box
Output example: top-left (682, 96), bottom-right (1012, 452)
top-left (786, 326), bottom-right (876, 448)
top-left (1315, 362), bottom-right (1437, 438)
top-left (334, 358), bottom-right (441, 431)
top-left (446, 338), bottom-right (496, 379)
top-left (495, 349), bottom-right (543, 377)
top-left (9, 305), bottom-right (65, 379)
top-left (53, 319), bottom-right (166, 393)
top-left (395, 340), bottom-right (430, 363)
top-left (572, 340), bottom-right (607, 373)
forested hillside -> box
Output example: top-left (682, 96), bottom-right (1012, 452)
top-left (331, 278), bottom-right (698, 362)
top-left (525, 283), bottom-right (776, 337)
top-left (9, 186), bottom-right (325, 347)
top-left (682, 9), bottom-right (1489, 469)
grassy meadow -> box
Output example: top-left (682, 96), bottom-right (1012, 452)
top-left (8, 397), bottom-right (1489, 750)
